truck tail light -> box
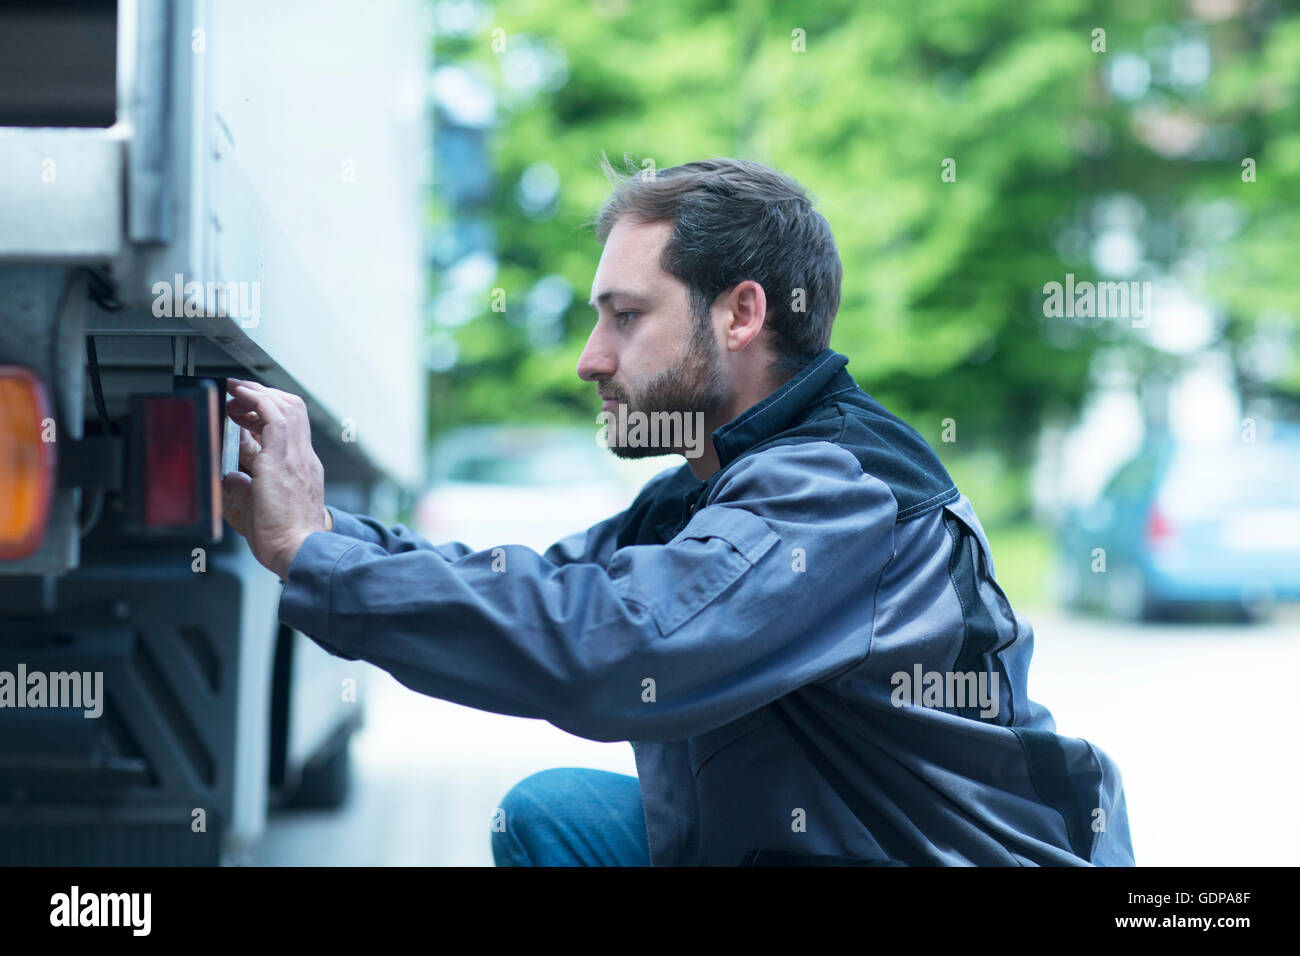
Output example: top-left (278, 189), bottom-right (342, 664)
top-left (142, 397), bottom-right (198, 527)
top-left (0, 366), bottom-right (55, 559)
top-left (127, 382), bottom-right (223, 541)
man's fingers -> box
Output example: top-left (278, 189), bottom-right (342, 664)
top-left (238, 425), bottom-right (262, 472)
top-left (228, 379), bottom-right (309, 431)
top-left (228, 378), bottom-right (301, 418)
top-left (225, 379), bottom-right (316, 487)
top-left (225, 401), bottom-right (264, 438)
top-left (226, 380), bottom-right (289, 447)
top-left (221, 470), bottom-right (252, 536)
top-left (225, 382), bottom-right (265, 441)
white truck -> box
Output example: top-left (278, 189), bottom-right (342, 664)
top-left (0, 0), bottom-right (430, 863)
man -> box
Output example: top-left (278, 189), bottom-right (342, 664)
top-left (222, 158), bottom-right (1135, 867)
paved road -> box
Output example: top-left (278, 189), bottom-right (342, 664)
top-left (254, 607), bottom-right (1299, 866)
top-left (1020, 607), bottom-right (1300, 867)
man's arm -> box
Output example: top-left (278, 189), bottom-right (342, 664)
top-left (323, 465), bottom-right (681, 566)
top-left (279, 441), bottom-right (898, 743)
top-left (222, 373), bottom-right (651, 569)
top-left (323, 506), bottom-right (475, 562)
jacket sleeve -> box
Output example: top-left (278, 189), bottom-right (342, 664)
top-left (280, 441), bottom-right (898, 742)
top-left (324, 503), bottom-right (628, 567)
top-left (322, 466), bottom-right (682, 566)
top-left (324, 506), bottom-right (474, 562)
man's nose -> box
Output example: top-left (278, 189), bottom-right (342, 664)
top-left (577, 327), bottom-right (616, 384)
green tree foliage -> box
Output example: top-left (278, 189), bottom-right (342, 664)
top-left (428, 0), bottom-right (1299, 518)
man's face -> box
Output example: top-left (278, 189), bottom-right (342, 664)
top-left (580, 217), bottom-right (730, 458)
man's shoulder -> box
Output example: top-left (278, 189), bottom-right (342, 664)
top-left (738, 391), bottom-right (960, 523)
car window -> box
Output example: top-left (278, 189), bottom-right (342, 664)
top-left (1159, 442), bottom-right (1300, 517)
top-left (1103, 454), bottom-right (1158, 502)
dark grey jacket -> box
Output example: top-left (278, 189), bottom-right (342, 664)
top-left (280, 348), bottom-right (1135, 866)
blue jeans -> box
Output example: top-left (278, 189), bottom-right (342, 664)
top-left (491, 768), bottom-right (651, 866)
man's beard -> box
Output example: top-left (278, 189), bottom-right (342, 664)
top-left (603, 319), bottom-right (728, 459)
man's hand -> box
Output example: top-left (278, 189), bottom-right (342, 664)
top-left (221, 378), bottom-right (330, 579)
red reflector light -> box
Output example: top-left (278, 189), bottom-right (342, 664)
top-left (128, 383), bottom-right (221, 540)
top-left (0, 366), bottom-right (55, 559)
top-left (142, 397), bottom-right (198, 527)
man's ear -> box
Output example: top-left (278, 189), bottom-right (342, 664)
top-left (723, 279), bottom-right (768, 352)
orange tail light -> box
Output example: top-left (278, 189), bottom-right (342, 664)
top-left (0, 366), bottom-right (55, 560)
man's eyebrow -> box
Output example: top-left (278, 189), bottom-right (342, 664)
top-left (588, 289), bottom-right (652, 309)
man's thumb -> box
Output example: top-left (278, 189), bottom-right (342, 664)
top-left (222, 470), bottom-right (253, 535)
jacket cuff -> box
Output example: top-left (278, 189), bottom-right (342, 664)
top-left (279, 529), bottom-right (363, 648)
top-left (326, 505), bottom-right (376, 541)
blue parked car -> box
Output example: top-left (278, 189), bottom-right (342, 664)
top-left (1057, 429), bottom-right (1300, 621)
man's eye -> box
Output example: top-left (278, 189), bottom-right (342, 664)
top-left (615, 311), bottom-right (638, 327)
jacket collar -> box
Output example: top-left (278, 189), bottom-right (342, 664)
top-left (711, 348), bottom-right (853, 470)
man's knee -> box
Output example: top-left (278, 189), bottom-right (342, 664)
top-left (490, 767), bottom-right (647, 867)
top-left (490, 768), bottom-right (575, 867)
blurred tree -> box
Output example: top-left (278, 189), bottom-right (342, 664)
top-left (427, 0), bottom-right (1299, 519)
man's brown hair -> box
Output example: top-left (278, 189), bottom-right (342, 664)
top-left (592, 155), bottom-right (842, 384)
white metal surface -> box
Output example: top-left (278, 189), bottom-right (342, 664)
top-left (202, 0), bottom-right (430, 488)
top-left (0, 129), bottom-right (125, 259)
